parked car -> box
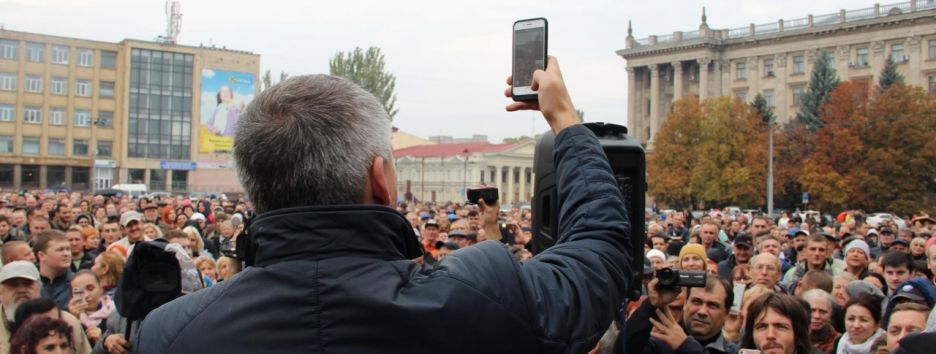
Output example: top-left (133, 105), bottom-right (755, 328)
top-left (866, 213), bottom-right (907, 229)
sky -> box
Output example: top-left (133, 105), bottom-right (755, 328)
top-left (1, 0), bottom-right (860, 142)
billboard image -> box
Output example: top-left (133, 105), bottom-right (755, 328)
top-left (199, 69), bottom-right (256, 153)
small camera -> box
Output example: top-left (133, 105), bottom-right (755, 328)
top-left (656, 268), bottom-right (706, 289)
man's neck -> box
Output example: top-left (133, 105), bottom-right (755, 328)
top-left (39, 265), bottom-right (66, 280)
top-left (847, 265), bottom-right (866, 277)
top-left (807, 260), bottom-right (826, 271)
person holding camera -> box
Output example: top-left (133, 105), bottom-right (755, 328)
top-left (135, 56), bottom-right (633, 353)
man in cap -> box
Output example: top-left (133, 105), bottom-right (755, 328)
top-left (718, 233), bottom-right (753, 279)
top-left (843, 239), bottom-right (871, 279)
top-left (108, 210), bottom-right (150, 257)
top-left (0, 261), bottom-right (91, 354)
top-left (421, 219), bottom-right (441, 257)
top-left (447, 229), bottom-right (475, 249)
top-left (890, 238), bottom-right (910, 254)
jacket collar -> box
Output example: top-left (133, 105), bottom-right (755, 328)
top-left (249, 205), bottom-right (423, 267)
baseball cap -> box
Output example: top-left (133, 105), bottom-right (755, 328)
top-left (0, 261), bottom-right (40, 284)
top-left (867, 228), bottom-right (880, 236)
top-left (120, 211), bottom-right (143, 227)
top-left (880, 227), bottom-right (895, 235)
top-left (419, 212), bottom-right (431, 220)
top-left (448, 230), bottom-right (468, 239)
top-left (424, 220), bottom-right (439, 229)
top-left (891, 239), bottom-right (910, 247)
top-left (733, 234), bottom-right (753, 248)
top-left (892, 283), bottom-right (927, 303)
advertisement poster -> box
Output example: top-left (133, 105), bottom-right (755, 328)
top-left (199, 69), bottom-right (256, 152)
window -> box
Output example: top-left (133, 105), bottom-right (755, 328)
top-left (75, 80), bottom-right (91, 97)
top-left (763, 59), bottom-right (774, 76)
top-left (171, 170), bottom-right (188, 192)
top-left (0, 104), bottom-right (13, 122)
top-left (26, 42), bottom-right (44, 62)
top-left (0, 40), bottom-right (16, 60)
top-left (76, 48), bottom-right (93, 67)
top-left (0, 136), bottom-right (12, 153)
top-left (48, 138), bottom-right (65, 156)
top-left (97, 111), bottom-right (114, 127)
top-left (892, 44), bottom-right (906, 63)
top-left (930, 40), bottom-right (936, 60)
top-left (22, 137), bottom-right (39, 155)
top-left (793, 55), bottom-right (805, 74)
top-left (25, 75), bottom-right (42, 93)
top-left (128, 169), bottom-right (145, 184)
top-left (21, 165), bottom-right (39, 187)
top-left (0, 72), bottom-right (15, 91)
top-left (736, 62), bottom-right (747, 80)
top-left (23, 107), bottom-right (41, 124)
top-left (101, 50), bottom-right (116, 69)
top-left (72, 168), bottom-right (90, 190)
top-left (74, 109), bottom-right (91, 127)
top-left (0, 165), bottom-right (12, 186)
top-left (96, 140), bottom-right (112, 158)
top-left (929, 76), bottom-right (936, 94)
top-left (792, 87), bottom-right (805, 106)
top-left (856, 48), bottom-right (869, 67)
top-left (763, 89), bottom-right (775, 107)
top-left (73, 139), bottom-right (89, 156)
top-left (46, 166), bottom-right (65, 187)
top-left (822, 51), bottom-right (834, 64)
top-left (49, 108), bottom-right (66, 126)
top-left (99, 81), bottom-right (114, 97)
top-left (129, 49), bottom-right (194, 159)
top-left (52, 45), bottom-right (69, 64)
top-left (51, 77), bottom-right (67, 95)
top-left (150, 170), bottom-right (166, 191)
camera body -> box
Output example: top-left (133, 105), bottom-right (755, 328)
top-left (467, 187), bottom-right (499, 205)
top-left (655, 268), bottom-right (707, 289)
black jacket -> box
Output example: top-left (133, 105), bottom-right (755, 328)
top-left (135, 125), bottom-right (633, 354)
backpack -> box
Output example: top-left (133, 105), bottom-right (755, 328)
top-left (114, 239), bottom-right (182, 325)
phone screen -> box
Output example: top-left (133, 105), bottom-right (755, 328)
top-left (513, 19), bottom-right (547, 96)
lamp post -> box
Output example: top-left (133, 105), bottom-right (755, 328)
top-left (462, 148), bottom-right (469, 200)
top-left (767, 116), bottom-right (775, 217)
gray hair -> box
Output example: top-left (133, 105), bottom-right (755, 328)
top-left (234, 75), bottom-right (392, 214)
top-left (802, 288), bottom-right (833, 308)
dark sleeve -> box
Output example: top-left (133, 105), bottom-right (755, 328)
top-left (672, 337), bottom-right (705, 354)
top-left (623, 299), bottom-right (656, 354)
top-left (517, 125), bottom-right (632, 353)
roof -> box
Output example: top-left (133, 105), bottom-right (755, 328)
top-left (393, 142), bottom-right (516, 158)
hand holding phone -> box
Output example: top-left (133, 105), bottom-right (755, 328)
top-left (511, 18), bottom-right (548, 102)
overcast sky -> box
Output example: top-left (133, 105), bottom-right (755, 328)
top-left (2, 0), bottom-right (859, 142)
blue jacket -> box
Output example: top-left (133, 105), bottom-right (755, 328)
top-left (135, 125), bottom-right (633, 354)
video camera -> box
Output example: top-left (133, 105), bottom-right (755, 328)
top-left (532, 122), bottom-right (646, 300)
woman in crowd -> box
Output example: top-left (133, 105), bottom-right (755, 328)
top-left (140, 223), bottom-right (163, 241)
top-left (194, 256), bottom-right (217, 287)
top-left (74, 214), bottom-right (93, 229)
top-left (182, 226), bottom-right (208, 258)
top-left (161, 207), bottom-right (177, 231)
top-left (91, 205), bottom-right (107, 228)
top-left (678, 243), bottom-right (707, 272)
top-left (90, 252), bottom-right (124, 299)
top-left (9, 316), bottom-right (74, 354)
top-left (835, 294), bottom-right (885, 354)
top-left (174, 214), bottom-right (189, 231)
top-left (215, 256), bottom-right (242, 282)
top-left (910, 238), bottom-right (927, 262)
top-left (832, 273), bottom-right (857, 307)
top-left (66, 271), bottom-right (113, 345)
top-left (81, 227), bottom-right (99, 255)
top-left (730, 264), bottom-right (752, 286)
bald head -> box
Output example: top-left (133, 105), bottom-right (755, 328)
top-left (2, 241), bottom-right (35, 264)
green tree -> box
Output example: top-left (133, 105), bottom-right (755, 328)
top-left (796, 52), bottom-right (840, 130)
top-left (749, 93), bottom-right (774, 123)
top-left (878, 57), bottom-right (905, 92)
top-left (262, 70), bottom-right (272, 91)
top-left (329, 46), bottom-right (399, 120)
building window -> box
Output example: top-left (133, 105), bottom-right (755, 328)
top-left (97, 111), bottom-right (114, 127)
top-left (0, 165), bottom-right (12, 186)
top-left (736, 62), bottom-right (747, 80)
top-left (128, 169), bottom-right (145, 184)
top-left (21, 165), bottom-right (39, 187)
top-left (52, 45), bottom-right (69, 65)
top-left (25, 75), bottom-right (42, 93)
top-left (763, 59), bottom-right (774, 76)
top-left (171, 170), bottom-right (188, 192)
top-left (22, 137), bottom-right (39, 155)
top-left (929, 76), bottom-right (936, 94)
top-left (26, 42), bottom-right (44, 62)
top-left (929, 40), bottom-right (936, 60)
top-left (75, 80), bottom-right (92, 97)
top-left (150, 170), bottom-right (166, 191)
top-left (892, 44), bottom-right (906, 63)
top-left (72, 168), bottom-right (90, 190)
top-left (48, 138), bottom-right (65, 156)
top-left (763, 89), bottom-right (775, 107)
top-left (101, 50), bottom-right (116, 69)
top-left (856, 48), bottom-right (869, 67)
top-left (792, 87), bottom-right (805, 106)
top-left (822, 51), bottom-right (835, 64)
top-left (23, 107), bottom-right (41, 124)
top-left (51, 77), bottom-right (67, 95)
top-left (49, 108), bottom-right (66, 126)
top-left (793, 55), bottom-right (805, 74)
top-left (74, 109), bottom-right (91, 127)
top-left (129, 49), bottom-right (194, 160)
top-left (0, 136), bottom-right (11, 153)
top-left (76, 48), bottom-right (93, 67)
top-left (0, 40), bottom-right (17, 60)
top-left (47, 166), bottom-right (66, 187)
top-left (0, 73), bottom-right (15, 91)
top-left (99, 81), bottom-right (114, 97)
top-left (96, 140), bottom-right (112, 158)
top-left (73, 139), bottom-right (89, 156)
top-left (0, 104), bottom-right (13, 122)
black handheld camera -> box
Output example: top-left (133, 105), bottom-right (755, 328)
top-left (467, 187), bottom-right (499, 204)
top-left (656, 268), bottom-right (707, 290)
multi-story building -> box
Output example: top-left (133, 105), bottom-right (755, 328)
top-left (618, 1), bottom-right (936, 147)
top-left (0, 29), bottom-right (259, 192)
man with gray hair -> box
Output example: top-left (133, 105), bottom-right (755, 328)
top-left (802, 289), bottom-right (841, 353)
top-left (136, 57), bottom-right (633, 353)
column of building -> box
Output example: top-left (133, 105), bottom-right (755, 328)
top-left (626, 68), bottom-right (638, 142)
top-left (698, 58), bottom-right (711, 100)
top-left (648, 64), bottom-right (660, 145)
top-left (672, 61), bottom-right (683, 101)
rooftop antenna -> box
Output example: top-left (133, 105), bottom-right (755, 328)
top-left (157, 0), bottom-right (182, 44)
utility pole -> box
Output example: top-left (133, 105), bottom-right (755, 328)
top-left (767, 117), bottom-right (775, 216)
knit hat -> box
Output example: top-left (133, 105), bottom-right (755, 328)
top-left (679, 243), bottom-right (708, 264)
top-left (646, 249), bottom-right (667, 262)
top-left (844, 239), bottom-right (870, 257)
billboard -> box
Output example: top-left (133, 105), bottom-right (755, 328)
top-left (199, 69), bottom-right (256, 153)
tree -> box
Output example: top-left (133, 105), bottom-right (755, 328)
top-left (796, 52), bottom-right (840, 130)
top-left (878, 57), bottom-right (905, 92)
top-left (749, 93), bottom-right (774, 123)
top-left (647, 97), bottom-right (703, 208)
top-left (329, 46), bottom-right (399, 120)
top-left (261, 70), bottom-right (290, 91)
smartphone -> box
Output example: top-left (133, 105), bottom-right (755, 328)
top-left (467, 187), bottom-right (499, 205)
top-left (511, 18), bottom-right (548, 102)
top-left (739, 349), bottom-right (761, 354)
top-left (72, 287), bottom-right (86, 305)
top-left (730, 283), bottom-right (746, 315)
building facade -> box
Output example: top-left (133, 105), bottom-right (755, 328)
top-left (0, 29), bottom-right (259, 192)
top-left (619, 1), bottom-right (936, 147)
top-left (394, 139), bottom-right (535, 204)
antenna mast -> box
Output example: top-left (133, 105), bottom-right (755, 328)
top-left (157, 0), bottom-right (182, 44)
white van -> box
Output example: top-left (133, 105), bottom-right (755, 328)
top-left (111, 184), bottom-right (148, 198)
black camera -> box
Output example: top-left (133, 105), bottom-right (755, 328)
top-left (467, 187), bottom-right (499, 205)
top-left (655, 268), bottom-right (706, 289)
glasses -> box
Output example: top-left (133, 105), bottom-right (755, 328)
top-left (753, 264), bottom-right (778, 272)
